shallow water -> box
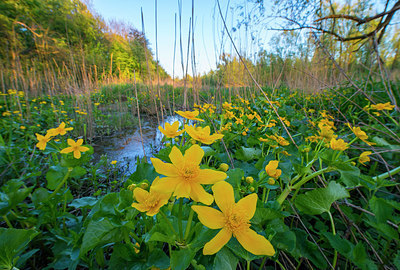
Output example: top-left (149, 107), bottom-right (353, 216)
top-left (93, 115), bottom-right (181, 173)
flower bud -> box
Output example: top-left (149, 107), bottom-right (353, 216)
top-left (140, 182), bottom-right (149, 189)
top-left (128, 183), bottom-right (136, 191)
top-left (246, 176), bottom-right (254, 184)
top-left (249, 186), bottom-right (255, 192)
top-left (218, 163), bottom-right (229, 172)
top-left (267, 178), bottom-right (275, 185)
top-left (165, 142), bottom-right (171, 147)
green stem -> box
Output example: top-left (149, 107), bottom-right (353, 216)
top-left (247, 260), bottom-right (251, 270)
top-left (178, 198), bottom-right (184, 241)
top-left (184, 204), bottom-right (196, 242)
top-left (328, 211), bottom-right (337, 269)
top-left (262, 187), bottom-right (266, 203)
top-left (373, 165), bottom-right (400, 181)
top-left (2, 215), bottom-right (13, 228)
top-left (129, 231), bottom-right (141, 243)
top-left (159, 210), bottom-right (178, 235)
top-left (264, 188), bottom-right (270, 203)
top-left (46, 167), bottom-right (73, 203)
top-left (277, 167), bottom-right (330, 206)
top-left (258, 257), bottom-right (267, 270)
top-left (275, 259), bottom-right (287, 270)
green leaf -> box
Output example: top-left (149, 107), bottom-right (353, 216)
top-left (214, 247), bottom-right (238, 270)
top-left (201, 146), bottom-right (216, 157)
top-left (170, 248), bottom-right (196, 270)
top-left (69, 197), bottom-right (98, 209)
top-left (295, 181), bottom-right (349, 215)
top-left (70, 166), bottom-right (87, 179)
top-left (0, 228), bottom-right (38, 269)
top-left (147, 248), bottom-right (170, 269)
top-left (369, 196), bottom-right (393, 223)
top-left (337, 162), bottom-right (360, 187)
top-left (292, 229), bottom-right (327, 269)
top-left (80, 218), bottom-right (129, 255)
top-left (235, 147), bottom-right (262, 162)
top-left (46, 165), bottom-right (68, 190)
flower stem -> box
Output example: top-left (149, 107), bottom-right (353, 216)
top-left (184, 203), bottom-right (196, 242)
top-left (277, 167), bottom-right (330, 206)
top-left (46, 167), bottom-right (73, 203)
top-left (247, 260), bottom-right (250, 270)
top-left (258, 257), bottom-right (267, 270)
top-left (159, 210), bottom-right (178, 235)
top-left (2, 215), bottom-right (13, 228)
top-left (373, 165), bottom-right (400, 181)
top-left (178, 198), bottom-right (184, 241)
top-left (328, 211), bottom-right (337, 269)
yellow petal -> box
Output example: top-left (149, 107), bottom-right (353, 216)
top-left (67, 138), bottom-right (75, 146)
top-left (73, 150), bottom-right (81, 159)
top-left (184, 144), bottom-right (204, 165)
top-left (236, 193), bottom-right (258, 220)
top-left (203, 228), bottom-right (232, 255)
top-left (169, 146), bottom-right (184, 165)
top-left (151, 177), bottom-right (181, 193)
top-left (190, 183), bottom-right (214, 205)
top-left (197, 169), bottom-right (227, 184)
top-left (212, 181), bottom-right (234, 213)
top-left (151, 158), bottom-right (178, 176)
top-left (235, 228), bottom-right (275, 256)
top-left (76, 139), bottom-right (83, 146)
top-left (60, 147), bottom-right (73, 154)
top-left (174, 181), bottom-right (191, 198)
top-left (131, 202), bottom-right (149, 212)
top-left (79, 146), bottom-right (90, 152)
top-left (134, 188), bottom-right (149, 203)
top-left (192, 205), bottom-right (224, 229)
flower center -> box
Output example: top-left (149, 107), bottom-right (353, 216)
top-left (145, 196), bottom-right (159, 208)
top-left (179, 163), bottom-right (199, 181)
top-left (224, 205), bottom-right (250, 234)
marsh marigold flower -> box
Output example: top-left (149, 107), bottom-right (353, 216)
top-left (371, 102), bottom-right (395, 111)
top-left (60, 139), bottom-right (89, 159)
top-left (347, 124), bottom-right (375, 146)
top-left (185, 125), bottom-right (224, 145)
top-left (48, 122), bottom-right (73, 136)
top-left (36, 132), bottom-right (53, 150)
top-left (359, 151), bottom-right (372, 165)
top-left (265, 160), bottom-right (282, 179)
top-left (131, 177), bottom-right (171, 216)
top-left (330, 138), bottom-right (349, 151)
top-left (150, 145), bottom-right (227, 205)
top-left (176, 110), bottom-right (204, 121)
top-left (158, 121), bottom-right (185, 138)
top-left (192, 181), bottom-right (275, 256)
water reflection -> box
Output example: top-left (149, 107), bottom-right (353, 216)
top-left (93, 115), bottom-right (181, 172)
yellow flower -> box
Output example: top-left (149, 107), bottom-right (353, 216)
top-left (318, 126), bottom-right (337, 142)
top-left (247, 114), bottom-right (255, 120)
top-left (185, 125), bottom-right (224, 145)
top-left (222, 102), bottom-right (233, 110)
top-left (20, 126), bottom-right (26, 130)
top-left (2, 111), bottom-right (11, 116)
top-left (111, 160), bottom-right (117, 165)
top-left (60, 139), bottom-right (89, 159)
top-left (371, 102), bottom-right (395, 111)
top-left (175, 110), bottom-right (204, 121)
top-left (359, 151), bottom-right (372, 165)
top-left (330, 138), bottom-right (349, 151)
top-left (158, 121), bottom-right (185, 138)
top-left (48, 122), bottom-right (73, 136)
top-left (131, 177), bottom-right (171, 216)
top-left (35, 132), bottom-right (53, 150)
top-left (235, 118), bottom-right (244, 125)
top-left (265, 160), bottom-right (281, 179)
top-left (347, 124), bottom-right (375, 146)
top-left (192, 181), bottom-right (275, 256)
top-left (150, 145), bottom-right (227, 205)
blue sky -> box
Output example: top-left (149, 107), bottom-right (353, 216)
top-left (90, 0), bottom-right (266, 77)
